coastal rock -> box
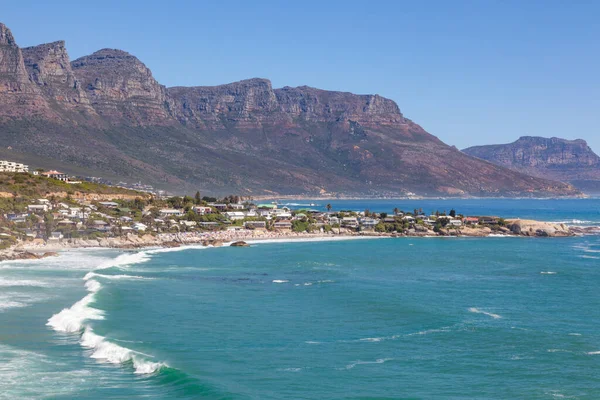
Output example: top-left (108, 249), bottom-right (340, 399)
top-left (506, 219), bottom-right (572, 237)
top-left (230, 241), bottom-right (249, 247)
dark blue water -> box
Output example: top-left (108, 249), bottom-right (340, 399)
top-left (2, 199), bottom-right (600, 399)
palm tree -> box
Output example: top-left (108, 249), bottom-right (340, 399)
top-left (393, 207), bottom-right (399, 216)
top-left (326, 203), bottom-right (332, 212)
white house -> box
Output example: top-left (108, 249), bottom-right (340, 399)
top-left (225, 211), bottom-right (245, 221)
top-left (27, 204), bottom-right (48, 213)
top-left (132, 223), bottom-right (147, 232)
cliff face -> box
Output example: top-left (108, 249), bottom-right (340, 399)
top-left (463, 137), bottom-right (600, 192)
top-left (71, 49), bottom-right (171, 124)
top-left (0, 22), bottom-right (582, 196)
top-left (22, 41), bottom-right (94, 115)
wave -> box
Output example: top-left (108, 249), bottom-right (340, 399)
top-left (95, 251), bottom-right (151, 270)
top-left (80, 328), bottom-right (165, 374)
top-left (46, 279), bottom-right (105, 333)
top-left (587, 351), bottom-right (600, 355)
top-left (468, 307), bottom-right (502, 319)
top-left (344, 358), bottom-right (393, 370)
top-left (47, 249), bottom-right (167, 376)
top-left (541, 271), bottom-right (557, 275)
top-left (83, 272), bottom-right (153, 281)
top-left (272, 279), bottom-right (289, 283)
top-left (551, 219), bottom-right (597, 225)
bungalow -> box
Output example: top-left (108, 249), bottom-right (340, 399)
top-left (159, 209), bottom-right (184, 217)
top-left (209, 203), bottom-right (228, 211)
top-left (225, 211), bottom-right (245, 221)
top-left (244, 210), bottom-right (258, 218)
top-left (448, 219), bottom-right (463, 227)
top-left (276, 212), bottom-right (293, 219)
top-left (245, 220), bottom-right (267, 229)
top-left (49, 232), bottom-right (63, 240)
top-left (120, 216), bottom-right (133, 222)
top-left (28, 204), bottom-right (48, 213)
top-left (92, 220), bottom-right (110, 231)
top-left (257, 209), bottom-right (272, 218)
top-left (402, 216), bottom-right (415, 222)
top-left (274, 221), bottom-right (292, 230)
top-left (180, 220), bottom-right (197, 227)
top-left (229, 204), bottom-right (245, 210)
top-left (329, 216), bottom-right (340, 225)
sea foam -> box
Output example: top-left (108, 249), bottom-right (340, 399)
top-left (468, 307), bottom-right (502, 319)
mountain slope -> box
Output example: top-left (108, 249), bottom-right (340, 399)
top-left (0, 23), bottom-right (580, 197)
top-left (464, 137), bottom-right (600, 193)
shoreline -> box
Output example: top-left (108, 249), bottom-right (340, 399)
top-left (1, 220), bottom-right (598, 262)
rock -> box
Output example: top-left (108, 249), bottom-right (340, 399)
top-left (162, 241), bottom-right (181, 248)
top-left (41, 252), bottom-right (59, 258)
top-left (506, 219), bottom-right (572, 237)
top-left (230, 241), bottom-right (249, 247)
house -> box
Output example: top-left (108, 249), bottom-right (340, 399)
top-left (192, 206), bottom-right (212, 215)
top-left (245, 220), bottom-right (267, 229)
top-left (225, 211), bottom-right (245, 221)
top-left (49, 232), bottom-right (63, 240)
top-left (257, 209), bottom-right (272, 218)
top-left (341, 217), bottom-right (359, 228)
top-left (383, 217), bottom-right (397, 223)
top-left (275, 212), bottom-right (293, 219)
top-left (209, 203), bottom-right (228, 211)
top-left (199, 222), bottom-right (220, 229)
top-left (463, 217), bottom-right (479, 225)
top-left (120, 216), bottom-right (133, 222)
top-left (360, 218), bottom-right (379, 229)
top-left (229, 204), bottom-right (245, 210)
top-left (0, 160), bottom-right (29, 173)
top-left (274, 221), bottom-right (292, 230)
top-left (37, 199), bottom-right (51, 205)
top-left (244, 210), bottom-right (258, 218)
top-left (41, 170), bottom-right (68, 181)
top-left (28, 204), bottom-right (48, 213)
top-left (479, 216), bottom-right (499, 225)
top-left (402, 216), bottom-right (415, 222)
top-left (132, 222), bottom-right (147, 232)
top-left (5, 213), bottom-right (28, 223)
top-left (180, 220), bottom-right (197, 227)
top-left (448, 219), bottom-right (463, 227)
top-left (328, 216), bottom-right (340, 225)
top-left (159, 209), bottom-right (184, 217)
top-left (92, 220), bottom-right (110, 231)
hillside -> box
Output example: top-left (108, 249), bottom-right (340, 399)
top-left (463, 137), bottom-right (600, 193)
top-left (0, 23), bottom-right (580, 197)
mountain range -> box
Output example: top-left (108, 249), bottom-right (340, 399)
top-left (0, 22), bottom-right (580, 197)
top-left (464, 137), bottom-right (600, 194)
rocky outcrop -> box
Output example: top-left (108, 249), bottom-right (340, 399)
top-left (464, 137), bottom-right (600, 193)
top-left (505, 219), bottom-right (572, 237)
top-left (230, 241), bottom-right (249, 247)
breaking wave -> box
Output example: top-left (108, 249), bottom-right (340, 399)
top-left (47, 250), bottom-right (165, 376)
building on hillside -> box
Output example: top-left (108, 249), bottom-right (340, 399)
top-left (41, 170), bottom-right (68, 181)
top-left (245, 220), bottom-right (267, 230)
top-left (274, 221), bottom-right (292, 231)
top-left (0, 160), bottom-right (29, 173)
top-left (192, 206), bottom-right (212, 215)
top-left (159, 209), bottom-right (184, 217)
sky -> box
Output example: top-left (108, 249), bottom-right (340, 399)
top-left (3, 0), bottom-right (599, 152)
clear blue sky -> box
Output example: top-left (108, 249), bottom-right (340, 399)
top-left (4, 0), bottom-right (599, 152)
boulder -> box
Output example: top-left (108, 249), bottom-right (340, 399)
top-left (230, 241), bottom-right (249, 247)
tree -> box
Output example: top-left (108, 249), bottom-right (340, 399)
top-left (326, 203), bottom-right (332, 212)
top-left (44, 213), bottom-right (54, 240)
top-left (393, 207), bottom-right (399, 216)
top-left (380, 212), bottom-right (388, 219)
top-left (450, 209), bottom-right (456, 218)
top-left (194, 191), bottom-right (201, 205)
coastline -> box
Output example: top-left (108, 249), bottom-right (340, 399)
top-left (1, 219), bottom-right (598, 262)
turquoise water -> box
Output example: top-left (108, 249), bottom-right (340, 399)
top-left (2, 200), bottom-right (600, 399)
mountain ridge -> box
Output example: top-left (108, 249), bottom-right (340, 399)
top-left (463, 136), bottom-right (600, 193)
top-left (0, 22), bottom-right (580, 197)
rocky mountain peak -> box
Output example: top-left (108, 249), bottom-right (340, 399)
top-left (0, 23), bottom-right (16, 46)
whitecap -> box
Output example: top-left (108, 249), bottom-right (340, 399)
top-left (272, 280), bottom-right (289, 283)
top-left (0, 278), bottom-right (51, 288)
top-left (83, 272), bottom-right (153, 281)
top-left (568, 333), bottom-right (582, 336)
top-left (46, 280), bottom-right (104, 333)
top-left (81, 328), bottom-right (165, 374)
top-left (344, 358), bottom-right (393, 370)
top-left (95, 251), bottom-right (151, 270)
top-left (541, 271), bottom-right (557, 275)
top-left (587, 351), bottom-right (600, 355)
top-left (468, 307), bottom-right (502, 319)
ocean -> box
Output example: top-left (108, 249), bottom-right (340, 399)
top-left (1, 199), bottom-right (600, 399)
